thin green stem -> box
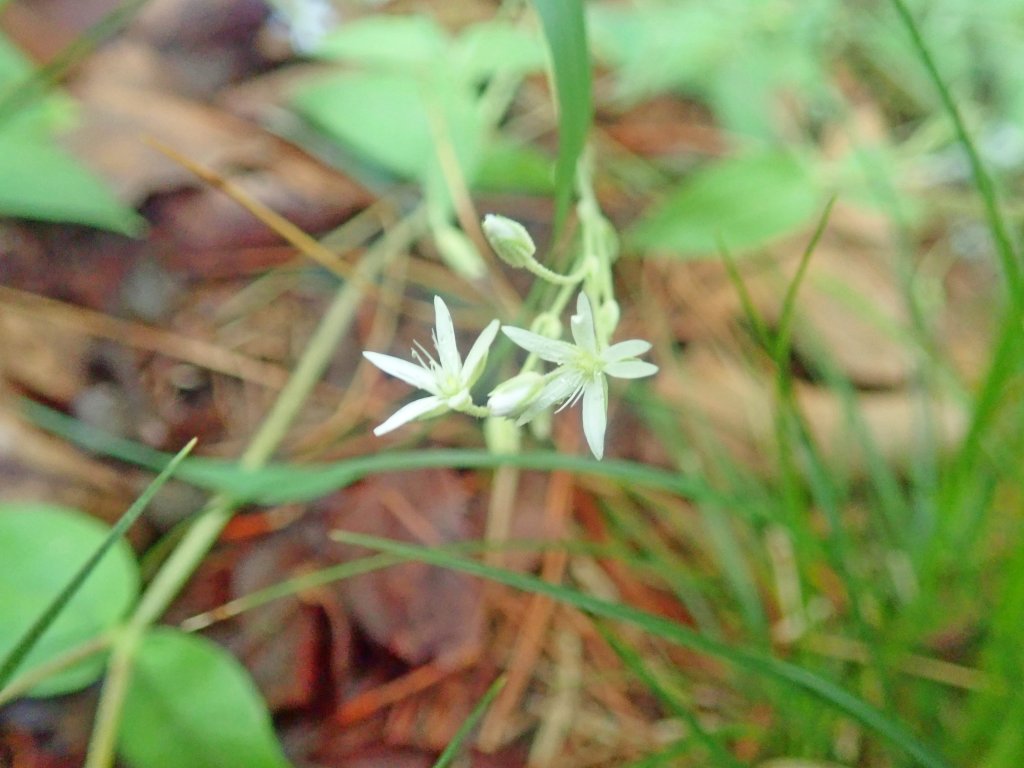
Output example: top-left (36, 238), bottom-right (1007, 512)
top-left (525, 259), bottom-right (590, 286)
top-left (83, 208), bottom-right (424, 768)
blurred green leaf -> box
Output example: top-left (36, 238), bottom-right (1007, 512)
top-left (531, 0), bottom-right (592, 229)
top-left (588, 3), bottom-right (727, 101)
top-left (0, 132), bottom-right (143, 234)
top-left (312, 13), bottom-right (448, 67)
top-left (628, 151), bottom-right (821, 257)
top-left (0, 503), bottom-right (138, 696)
top-left (0, 30), bottom-right (142, 235)
top-left (451, 21), bottom-right (546, 80)
top-left (475, 139), bottom-right (554, 194)
top-left (294, 69), bottom-right (483, 185)
top-left (119, 629), bottom-right (291, 768)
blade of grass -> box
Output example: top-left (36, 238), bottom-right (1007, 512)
top-left (21, 397), bottom-right (736, 508)
top-left (530, 0), bottom-right (592, 230)
top-left (431, 675), bottom-right (506, 768)
top-left (0, 438), bottom-right (196, 690)
top-left (887, 0), bottom-right (1024, 560)
top-left (333, 531), bottom-right (951, 768)
top-left (599, 625), bottom-right (745, 768)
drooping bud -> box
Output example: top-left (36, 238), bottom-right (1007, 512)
top-left (482, 214), bottom-right (536, 268)
top-left (487, 371), bottom-right (544, 417)
top-left (597, 299), bottom-right (620, 338)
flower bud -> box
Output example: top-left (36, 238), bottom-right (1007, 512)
top-left (487, 371), bottom-right (544, 417)
top-left (598, 299), bottom-right (620, 337)
top-left (482, 214), bottom-right (536, 268)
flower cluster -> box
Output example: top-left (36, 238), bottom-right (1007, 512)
top-left (362, 215), bottom-right (657, 459)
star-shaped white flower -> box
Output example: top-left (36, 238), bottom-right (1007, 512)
top-left (500, 293), bottom-right (657, 459)
top-left (364, 296), bottom-right (500, 436)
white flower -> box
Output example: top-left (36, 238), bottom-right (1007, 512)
top-left (364, 296), bottom-right (499, 436)
top-left (501, 293), bottom-right (657, 459)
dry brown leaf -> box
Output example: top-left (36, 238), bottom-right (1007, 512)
top-left (323, 470), bottom-right (484, 667)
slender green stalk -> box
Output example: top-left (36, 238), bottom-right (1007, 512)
top-left (0, 633), bottom-right (112, 707)
top-left (83, 209), bottom-right (424, 768)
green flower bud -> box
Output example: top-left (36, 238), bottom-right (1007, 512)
top-left (482, 214), bottom-right (536, 268)
top-left (487, 371), bottom-right (544, 417)
top-left (598, 299), bottom-right (620, 338)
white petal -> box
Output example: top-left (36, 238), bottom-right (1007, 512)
top-left (363, 351), bottom-right (438, 393)
top-left (502, 326), bottom-right (576, 363)
top-left (460, 319), bottom-right (500, 387)
top-left (433, 296), bottom-right (461, 374)
top-left (581, 376), bottom-right (608, 460)
top-left (603, 339), bottom-right (652, 362)
top-left (604, 360), bottom-right (658, 379)
top-left (570, 293), bottom-right (598, 353)
top-left (373, 395), bottom-right (444, 435)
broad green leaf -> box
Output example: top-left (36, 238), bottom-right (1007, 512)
top-left (0, 132), bottom-right (143, 235)
top-left (119, 629), bottom-right (291, 768)
top-left (628, 151), bottom-right (821, 257)
top-left (0, 34), bottom-right (75, 139)
top-left (531, 0), bottom-right (592, 229)
top-left (0, 503), bottom-right (138, 695)
top-left (451, 21), bottom-right (546, 80)
top-left (312, 14), bottom-right (448, 67)
top-left (0, 440), bottom-right (194, 691)
top-left (475, 138), bottom-right (554, 194)
top-left (294, 69), bottom-right (483, 184)
top-left (587, 4), bottom-right (727, 101)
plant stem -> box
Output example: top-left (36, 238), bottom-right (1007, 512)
top-left (83, 208), bottom-right (424, 768)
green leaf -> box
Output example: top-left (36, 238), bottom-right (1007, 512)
top-left (0, 503), bottom-right (139, 695)
top-left (119, 628), bottom-right (291, 768)
top-left (0, 132), bottom-right (143, 235)
top-left (530, 0), bottom-right (592, 229)
top-left (628, 151), bottom-right (821, 257)
top-left (451, 21), bottom-right (546, 80)
top-left (312, 13), bottom-right (448, 68)
top-left (294, 69), bottom-right (484, 184)
top-left (0, 439), bottom-right (195, 691)
top-left (475, 138), bottom-right (554, 194)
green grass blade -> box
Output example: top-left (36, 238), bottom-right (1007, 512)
top-left (600, 626), bottom-right (745, 767)
top-left (21, 397), bottom-right (734, 508)
top-left (772, 196), bottom-right (835, 368)
top-left (886, 0), bottom-right (1020, 297)
top-left (431, 675), bottom-right (505, 768)
top-left (530, 0), bottom-right (592, 229)
top-left (887, 0), bottom-right (1024, 560)
top-left (334, 531), bottom-right (951, 768)
top-left (0, 438), bottom-right (196, 690)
